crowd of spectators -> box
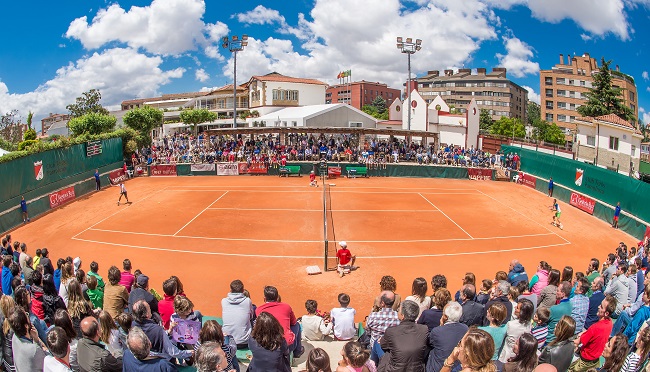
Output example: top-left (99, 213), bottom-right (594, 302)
top-left (1, 231), bottom-right (646, 371)
top-left (132, 131), bottom-right (501, 169)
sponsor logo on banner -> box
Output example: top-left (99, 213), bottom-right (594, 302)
top-left (468, 168), bottom-right (493, 181)
top-left (570, 192), bottom-right (596, 215)
top-left (150, 165), bottom-right (177, 176)
top-left (191, 164), bottom-right (216, 172)
top-left (109, 169), bottom-right (127, 184)
top-left (521, 173), bottom-right (537, 189)
top-left (217, 163), bottom-right (240, 176)
top-left (238, 162), bottom-right (268, 174)
top-left (49, 186), bottom-right (76, 209)
top-left (34, 161), bottom-right (44, 180)
top-left (575, 168), bottom-right (584, 187)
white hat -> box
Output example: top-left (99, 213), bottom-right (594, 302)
top-left (339, 241), bottom-right (347, 248)
top-left (73, 257), bottom-right (81, 269)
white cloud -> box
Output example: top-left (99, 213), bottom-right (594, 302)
top-left (65, 0), bottom-right (209, 55)
top-left (522, 86), bottom-right (540, 104)
top-left (496, 36), bottom-right (540, 78)
top-left (195, 68), bottom-right (209, 82)
top-left (641, 107), bottom-right (650, 124)
top-left (234, 5), bottom-right (285, 25)
top-left (580, 34), bottom-right (592, 41)
top-left (643, 71), bottom-right (649, 81)
top-left (0, 48), bottom-right (184, 125)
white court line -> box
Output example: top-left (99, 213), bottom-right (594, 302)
top-left (475, 189), bottom-right (571, 245)
top-left (173, 191), bottom-right (228, 236)
top-left (84, 228), bottom-right (553, 243)
top-left (206, 208), bottom-right (441, 212)
top-left (167, 185), bottom-right (477, 191)
top-left (168, 189), bottom-right (479, 195)
top-left (71, 186), bottom-right (170, 240)
top-left (419, 193), bottom-right (474, 239)
top-left (70, 237), bottom-right (570, 259)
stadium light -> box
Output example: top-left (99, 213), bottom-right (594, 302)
top-left (396, 36), bottom-right (423, 134)
top-left (222, 35), bottom-right (249, 128)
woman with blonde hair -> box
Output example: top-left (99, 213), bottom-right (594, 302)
top-left (58, 262), bottom-right (74, 306)
top-left (66, 279), bottom-right (94, 338)
top-left (336, 340), bottom-right (376, 372)
top-left (98, 310), bottom-right (123, 357)
top-left (0, 295), bottom-right (16, 371)
top-left (404, 277), bottom-right (431, 319)
top-left (538, 315), bottom-right (576, 371)
top-left (441, 328), bottom-right (496, 372)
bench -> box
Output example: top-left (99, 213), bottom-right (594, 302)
top-left (346, 166), bottom-right (368, 178)
top-left (279, 165), bottom-right (301, 177)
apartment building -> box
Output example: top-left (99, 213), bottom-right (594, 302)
top-left (415, 68), bottom-right (528, 122)
top-left (325, 80), bottom-right (400, 110)
top-left (41, 113), bottom-right (69, 136)
top-left (540, 53), bottom-right (638, 137)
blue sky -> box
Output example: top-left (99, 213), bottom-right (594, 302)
top-left (1, 0), bottom-right (649, 131)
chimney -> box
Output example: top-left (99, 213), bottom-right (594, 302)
top-left (477, 68), bottom-right (486, 75)
top-left (567, 54), bottom-right (572, 65)
top-left (492, 67), bottom-right (507, 77)
top-left (616, 65), bottom-right (620, 72)
top-left (559, 54), bottom-right (564, 64)
top-left (428, 70), bottom-right (439, 77)
top-left (444, 69), bottom-right (453, 76)
top-left (458, 68), bottom-right (471, 74)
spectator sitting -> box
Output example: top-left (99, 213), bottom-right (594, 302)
top-left (418, 288), bottom-right (451, 332)
top-left (14, 285), bottom-right (47, 344)
top-left (122, 326), bottom-right (175, 371)
top-left (605, 261), bottom-right (630, 316)
top-left (372, 276), bottom-right (401, 312)
top-left (248, 312), bottom-right (292, 372)
top-left (459, 284), bottom-right (484, 327)
top-left (330, 293), bottom-right (357, 341)
top-left (440, 328), bottom-right (497, 372)
top-left (86, 275), bottom-right (103, 309)
top-left (115, 312), bottom-right (133, 354)
top-left (570, 277), bottom-right (590, 334)
top-left (507, 260), bottom-right (529, 286)
top-left (404, 277), bottom-right (431, 320)
top-left (128, 274), bottom-right (160, 323)
top-left (1, 295), bottom-right (16, 371)
top-left (132, 299), bottom-right (192, 363)
top-left (195, 319), bottom-right (239, 372)
top-left (621, 285), bottom-right (650, 345)
top-left (366, 290), bottom-right (400, 364)
top-left (538, 269), bottom-right (561, 309)
top-left (482, 281), bottom-right (513, 326)
top-left (546, 281), bottom-right (573, 344)
top-left (118, 259), bottom-right (135, 293)
top-left (517, 280), bottom-right (538, 314)
top-left (621, 326), bottom-right (650, 371)
top-left (454, 272), bottom-right (476, 302)
top-left (531, 306), bottom-right (550, 351)
top-left (585, 277), bottom-right (605, 329)
top-left (503, 333), bottom-right (538, 371)
top-left (195, 341), bottom-right (231, 372)
top-left (9, 305), bottom-right (46, 371)
top-left (103, 266), bottom-right (128, 319)
top-left (221, 279), bottom-right (254, 348)
top-left (98, 310), bottom-right (123, 358)
top-left (476, 279), bottom-right (492, 305)
top-left (66, 280), bottom-right (95, 339)
top-left (58, 262), bottom-right (74, 306)
top-left (378, 300), bottom-right (429, 371)
top-left (305, 348), bottom-right (332, 372)
top-left (169, 295), bottom-right (203, 349)
top-left (478, 302), bottom-right (508, 360)
top-left (530, 261), bottom-right (551, 296)
top-left (427, 301), bottom-right (468, 372)
top-left (499, 298), bottom-right (534, 362)
top-left (539, 316), bottom-right (576, 372)
top-left (53, 258), bottom-right (64, 291)
top-left (301, 299), bottom-right (332, 341)
top-left (335, 341), bottom-right (375, 372)
top-left (256, 286), bottom-right (304, 358)
top-left (159, 278), bottom-right (178, 330)
top-left (569, 295), bottom-right (616, 371)
top-left (44, 326), bottom-right (73, 372)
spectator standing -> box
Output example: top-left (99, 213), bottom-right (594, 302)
top-left (478, 302), bottom-right (508, 360)
top-left (18, 244), bottom-right (29, 271)
top-left (53, 310), bottom-right (79, 371)
top-left (86, 276), bottom-right (103, 309)
top-left (378, 300), bottom-right (429, 372)
top-left (255, 286), bottom-right (304, 358)
top-left (330, 293), bottom-right (357, 341)
top-left (481, 281), bottom-right (513, 326)
top-left (67, 280), bottom-right (95, 338)
top-left (221, 279), bottom-right (254, 348)
top-left (42, 274), bottom-right (66, 327)
top-left (44, 326), bottom-right (73, 372)
top-left (58, 262), bottom-right (74, 306)
top-left (77, 316), bottom-right (122, 371)
top-left (32, 249), bottom-right (41, 269)
top-left (1, 256), bottom-right (12, 295)
top-left (499, 298), bottom-right (534, 363)
top-left (569, 295), bottom-right (616, 371)
top-left (122, 326), bottom-right (175, 371)
top-left (247, 312), bottom-right (291, 372)
top-left (9, 307), bottom-right (46, 372)
top-left (23, 257), bottom-right (34, 287)
top-left (87, 261), bottom-right (105, 292)
top-left (39, 248), bottom-right (54, 276)
top-left (427, 302), bottom-right (468, 372)
top-left (103, 266), bottom-right (128, 319)
top-left (118, 259), bottom-right (135, 293)
top-left (20, 196), bottom-right (30, 224)
top-left (53, 258), bottom-right (65, 293)
top-left (98, 311), bottom-right (123, 358)
top-left (539, 316), bottom-right (576, 372)
top-left (1, 295), bottom-right (17, 371)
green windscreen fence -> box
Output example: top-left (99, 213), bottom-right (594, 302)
top-left (0, 138), bottom-right (123, 233)
top-left (502, 145), bottom-right (650, 239)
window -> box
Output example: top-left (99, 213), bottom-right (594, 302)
top-left (545, 89), bottom-right (553, 97)
top-left (545, 77), bottom-right (552, 85)
top-left (556, 78), bottom-right (566, 84)
top-left (546, 113), bottom-right (553, 122)
top-left (557, 90), bottom-right (566, 97)
top-left (632, 145), bottom-right (636, 156)
top-left (558, 114), bottom-right (567, 122)
top-left (272, 89), bottom-right (299, 101)
top-left (546, 100), bottom-right (554, 109)
top-left (569, 79), bottom-right (575, 85)
top-left (557, 102), bottom-right (566, 109)
top-left (587, 136), bottom-right (595, 146)
top-left (609, 136), bottom-right (619, 151)
top-left (580, 80), bottom-right (586, 86)
top-left (349, 122), bottom-right (363, 127)
top-left (630, 91), bottom-right (635, 101)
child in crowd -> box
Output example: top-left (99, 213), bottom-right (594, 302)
top-left (301, 299), bottom-right (332, 341)
top-left (169, 295), bottom-right (203, 349)
top-left (33, 248), bottom-right (42, 269)
top-left (531, 306), bottom-right (550, 350)
top-left (478, 302), bottom-right (508, 360)
top-left (115, 312), bottom-right (133, 353)
top-left (476, 279), bottom-right (492, 305)
top-left (336, 341), bottom-right (376, 372)
top-left (330, 293), bottom-right (357, 341)
top-left (304, 348), bottom-right (332, 372)
top-left (86, 275), bottom-right (103, 309)
top-left (507, 286), bottom-right (520, 320)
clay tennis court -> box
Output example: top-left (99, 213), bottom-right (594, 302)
top-left (12, 175), bottom-right (635, 318)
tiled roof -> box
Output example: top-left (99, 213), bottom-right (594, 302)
top-left (594, 114), bottom-right (634, 129)
top-left (203, 84), bottom-right (246, 95)
top-left (251, 72), bottom-right (327, 86)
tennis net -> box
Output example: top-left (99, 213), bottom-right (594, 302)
top-left (323, 182), bottom-right (338, 271)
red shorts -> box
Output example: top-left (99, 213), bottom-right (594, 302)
top-left (614, 216), bottom-right (619, 222)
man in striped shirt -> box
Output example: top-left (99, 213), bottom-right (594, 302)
top-left (366, 291), bottom-right (400, 364)
top-left (571, 278), bottom-right (590, 333)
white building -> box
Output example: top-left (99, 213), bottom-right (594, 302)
top-left (256, 103), bottom-right (377, 128)
top-left (574, 114), bottom-right (642, 175)
top-left (248, 72), bottom-right (328, 116)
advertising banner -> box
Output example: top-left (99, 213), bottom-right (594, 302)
top-left (238, 162), bottom-right (268, 174)
top-left (569, 192), bottom-right (596, 215)
top-left (49, 186), bottom-right (76, 209)
top-left (520, 173), bottom-right (537, 189)
top-left (109, 169), bottom-right (127, 184)
top-left (468, 168), bottom-right (493, 181)
top-left (150, 165), bottom-right (177, 176)
top-left (217, 163), bottom-right (240, 176)
top-left (191, 164), bottom-right (216, 172)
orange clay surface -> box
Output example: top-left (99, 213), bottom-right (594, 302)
top-left (11, 175), bottom-right (636, 321)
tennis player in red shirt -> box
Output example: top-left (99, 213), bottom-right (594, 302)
top-left (336, 241), bottom-right (356, 278)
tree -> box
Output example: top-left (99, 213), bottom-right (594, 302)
top-left (371, 96), bottom-right (387, 115)
top-left (544, 123), bottom-right (567, 145)
top-left (26, 111), bottom-right (33, 130)
top-left (362, 105), bottom-right (388, 120)
top-left (66, 89), bottom-right (110, 118)
top-left (179, 108), bottom-right (217, 134)
top-left (123, 106), bottom-right (163, 146)
top-left (577, 58), bottom-right (635, 123)
top-left (526, 102), bottom-right (540, 126)
top-left (479, 109), bottom-right (493, 131)
top-left (67, 113), bottom-right (116, 136)
top-left (490, 117), bottom-right (526, 138)
top-left (0, 110), bottom-right (24, 143)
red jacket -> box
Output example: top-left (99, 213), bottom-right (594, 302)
top-left (31, 285), bottom-right (46, 321)
top-left (159, 294), bottom-right (175, 329)
top-left (256, 301), bottom-right (297, 344)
